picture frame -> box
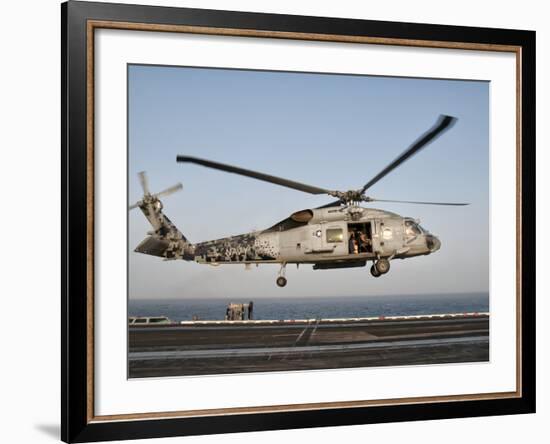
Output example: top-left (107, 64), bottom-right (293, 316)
top-left (61, 1), bottom-right (536, 442)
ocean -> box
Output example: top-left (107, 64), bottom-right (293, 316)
top-left (128, 292), bottom-right (489, 322)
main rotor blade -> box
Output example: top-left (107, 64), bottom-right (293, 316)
top-left (177, 155), bottom-right (330, 195)
top-left (138, 171), bottom-right (150, 195)
top-left (359, 115), bottom-right (457, 194)
top-left (366, 197), bottom-right (469, 206)
top-left (155, 183), bottom-right (183, 199)
top-left (129, 201), bottom-right (141, 210)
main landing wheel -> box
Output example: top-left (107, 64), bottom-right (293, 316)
top-left (375, 258), bottom-right (390, 274)
top-left (276, 276), bottom-right (288, 287)
top-left (370, 265), bottom-right (381, 277)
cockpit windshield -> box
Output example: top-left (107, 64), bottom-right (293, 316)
top-left (404, 219), bottom-right (422, 238)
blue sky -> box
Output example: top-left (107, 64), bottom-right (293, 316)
top-left (128, 64), bottom-right (489, 299)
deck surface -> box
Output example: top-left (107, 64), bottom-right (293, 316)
top-left (128, 314), bottom-right (489, 378)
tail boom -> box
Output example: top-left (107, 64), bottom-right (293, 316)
top-left (134, 203), bottom-right (192, 259)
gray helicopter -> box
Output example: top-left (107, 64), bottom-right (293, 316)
top-left (130, 115), bottom-right (467, 287)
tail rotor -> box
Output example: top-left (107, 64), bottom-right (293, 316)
top-left (155, 183), bottom-right (184, 200)
top-left (138, 171), bottom-right (150, 195)
top-left (129, 171), bottom-right (183, 210)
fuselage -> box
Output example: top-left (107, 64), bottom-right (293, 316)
top-left (185, 206), bottom-right (440, 266)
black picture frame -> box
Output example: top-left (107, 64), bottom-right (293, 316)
top-left (62, 1), bottom-right (536, 442)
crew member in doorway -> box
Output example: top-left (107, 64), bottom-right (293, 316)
top-left (348, 231), bottom-right (356, 254)
top-left (359, 231), bottom-right (371, 253)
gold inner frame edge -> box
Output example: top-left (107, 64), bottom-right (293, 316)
top-left (85, 19), bottom-right (523, 423)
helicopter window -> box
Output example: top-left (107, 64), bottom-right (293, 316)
top-left (404, 220), bottom-right (421, 238)
top-left (326, 228), bottom-right (344, 243)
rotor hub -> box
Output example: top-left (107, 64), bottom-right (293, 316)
top-left (328, 190), bottom-right (365, 203)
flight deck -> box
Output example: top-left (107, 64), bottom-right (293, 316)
top-left (128, 313), bottom-right (489, 378)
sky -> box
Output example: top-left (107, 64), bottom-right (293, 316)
top-left (127, 64), bottom-right (489, 299)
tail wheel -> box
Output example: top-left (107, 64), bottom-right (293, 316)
top-left (370, 265), bottom-right (381, 277)
top-left (375, 258), bottom-right (390, 274)
top-left (276, 276), bottom-right (288, 287)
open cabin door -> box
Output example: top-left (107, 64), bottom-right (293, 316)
top-left (347, 222), bottom-right (373, 255)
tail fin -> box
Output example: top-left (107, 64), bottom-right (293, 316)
top-left (130, 172), bottom-right (192, 259)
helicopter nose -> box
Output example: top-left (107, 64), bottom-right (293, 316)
top-left (426, 235), bottom-right (441, 252)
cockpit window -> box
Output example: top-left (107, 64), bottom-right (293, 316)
top-left (404, 220), bottom-right (421, 238)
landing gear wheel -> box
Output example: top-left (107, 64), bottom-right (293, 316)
top-left (375, 258), bottom-right (390, 274)
top-left (370, 265), bottom-right (381, 277)
top-left (276, 276), bottom-right (288, 287)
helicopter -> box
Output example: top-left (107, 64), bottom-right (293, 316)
top-left (130, 114), bottom-right (468, 287)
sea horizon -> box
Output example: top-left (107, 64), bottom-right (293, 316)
top-left (129, 291), bottom-right (489, 322)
